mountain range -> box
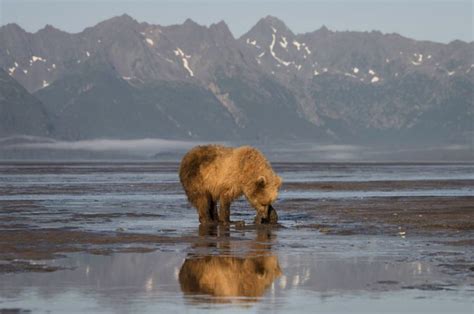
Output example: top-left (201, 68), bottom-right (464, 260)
top-left (1, 15), bottom-right (473, 144)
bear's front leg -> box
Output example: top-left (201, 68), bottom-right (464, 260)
top-left (254, 213), bottom-right (264, 224)
top-left (254, 205), bottom-right (278, 224)
top-left (267, 205), bottom-right (278, 224)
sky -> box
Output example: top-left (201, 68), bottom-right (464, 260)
top-left (0, 0), bottom-right (472, 43)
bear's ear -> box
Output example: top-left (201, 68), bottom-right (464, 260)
top-left (256, 176), bottom-right (267, 188)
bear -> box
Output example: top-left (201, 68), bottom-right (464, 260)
top-left (179, 145), bottom-right (282, 225)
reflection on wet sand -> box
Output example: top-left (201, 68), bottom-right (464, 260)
top-left (179, 225), bottom-right (281, 301)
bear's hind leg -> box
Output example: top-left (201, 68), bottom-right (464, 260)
top-left (209, 199), bottom-right (218, 222)
top-left (194, 194), bottom-right (215, 225)
top-left (218, 196), bottom-right (231, 224)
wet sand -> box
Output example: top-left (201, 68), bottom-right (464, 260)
top-left (0, 162), bottom-right (473, 313)
top-left (289, 196), bottom-right (474, 235)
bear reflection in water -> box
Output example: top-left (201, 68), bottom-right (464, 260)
top-left (179, 226), bottom-right (281, 301)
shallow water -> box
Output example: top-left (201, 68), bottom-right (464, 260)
top-left (1, 249), bottom-right (472, 313)
top-left (0, 162), bottom-right (473, 313)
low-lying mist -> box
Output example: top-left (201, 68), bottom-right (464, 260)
top-left (0, 136), bottom-right (472, 162)
top-left (0, 136), bottom-right (203, 160)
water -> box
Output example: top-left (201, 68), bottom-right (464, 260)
top-left (0, 162), bottom-right (473, 313)
top-left (1, 251), bottom-right (472, 313)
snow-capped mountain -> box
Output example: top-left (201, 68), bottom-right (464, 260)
top-left (0, 15), bottom-right (472, 143)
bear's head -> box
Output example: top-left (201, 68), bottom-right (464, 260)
top-left (245, 174), bottom-right (282, 218)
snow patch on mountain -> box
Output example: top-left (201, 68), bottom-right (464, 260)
top-left (8, 64), bottom-right (16, 75)
top-left (145, 38), bottom-right (154, 46)
top-left (270, 34), bottom-right (292, 66)
top-left (246, 38), bottom-right (258, 46)
top-left (174, 48), bottom-right (194, 77)
top-left (293, 41), bottom-right (301, 50)
top-left (411, 53), bottom-right (423, 65)
top-left (31, 56), bottom-right (46, 63)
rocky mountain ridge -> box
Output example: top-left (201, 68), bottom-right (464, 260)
top-left (1, 15), bottom-right (472, 143)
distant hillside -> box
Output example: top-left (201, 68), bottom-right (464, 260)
top-left (0, 68), bottom-right (52, 137)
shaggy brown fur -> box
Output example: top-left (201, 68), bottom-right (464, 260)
top-left (179, 145), bottom-right (282, 224)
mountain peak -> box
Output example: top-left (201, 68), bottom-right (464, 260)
top-left (319, 25), bottom-right (329, 32)
top-left (37, 24), bottom-right (65, 35)
top-left (117, 13), bottom-right (134, 21)
top-left (209, 20), bottom-right (234, 39)
top-left (0, 23), bottom-right (26, 34)
top-left (42, 24), bottom-right (57, 31)
top-left (262, 15), bottom-right (284, 24)
top-left (98, 14), bottom-right (137, 28)
top-left (91, 13), bottom-right (140, 34)
top-left (183, 18), bottom-right (199, 27)
top-left (212, 20), bottom-right (228, 28)
top-left (312, 25), bottom-right (331, 36)
top-left (260, 15), bottom-right (290, 32)
top-left (241, 15), bottom-right (293, 40)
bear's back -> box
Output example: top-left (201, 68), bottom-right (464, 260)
top-left (179, 145), bottom-right (233, 186)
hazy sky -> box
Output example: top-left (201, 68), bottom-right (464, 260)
top-left (1, 0), bottom-right (472, 43)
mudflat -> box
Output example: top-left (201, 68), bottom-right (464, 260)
top-left (0, 162), bottom-right (473, 313)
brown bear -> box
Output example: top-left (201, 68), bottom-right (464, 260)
top-left (179, 145), bottom-right (282, 224)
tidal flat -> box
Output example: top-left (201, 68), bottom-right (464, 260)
top-left (0, 162), bottom-right (473, 313)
